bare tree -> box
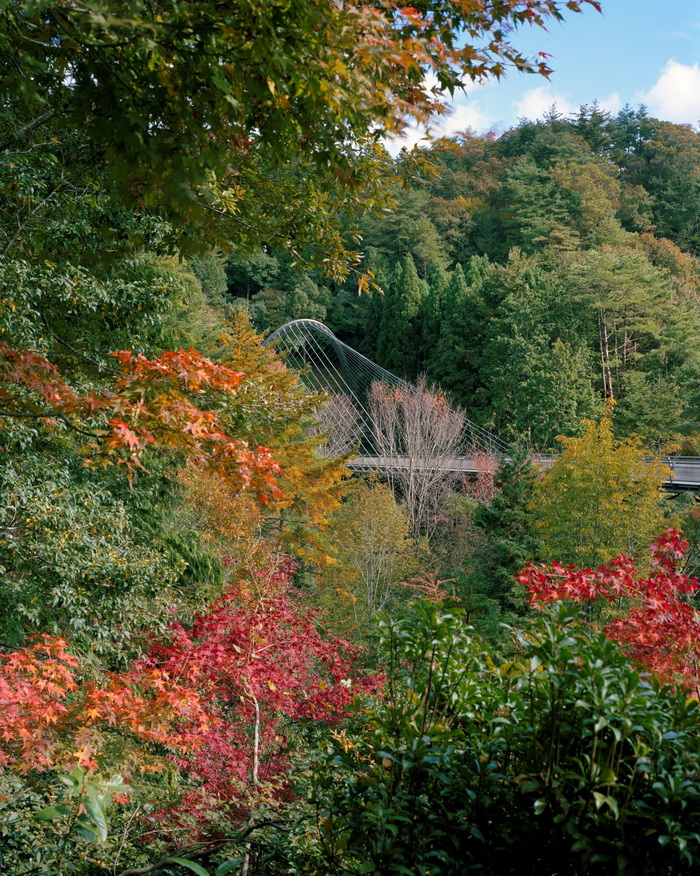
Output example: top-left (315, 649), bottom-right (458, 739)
top-left (369, 376), bottom-right (466, 540)
top-left (309, 392), bottom-right (363, 457)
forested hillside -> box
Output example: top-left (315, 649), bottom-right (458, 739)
top-left (7, 0), bottom-right (700, 873)
top-left (234, 106), bottom-right (700, 451)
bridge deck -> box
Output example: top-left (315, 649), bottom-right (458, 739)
top-left (348, 456), bottom-right (700, 491)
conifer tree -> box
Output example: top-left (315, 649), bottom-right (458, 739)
top-left (429, 260), bottom-right (485, 404)
top-left (478, 255), bottom-right (597, 447)
top-left (358, 248), bottom-right (391, 359)
top-left (377, 254), bottom-right (425, 378)
top-left (376, 260), bottom-right (403, 369)
top-left (469, 449), bottom-right (541, 618)
top-left (420, 262), bottom-right (450, 369)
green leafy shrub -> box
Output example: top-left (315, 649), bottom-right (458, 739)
top-left (303, 602), bottom-right (700, 875)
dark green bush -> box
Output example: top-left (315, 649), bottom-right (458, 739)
top-left (302, 602), bottom-right (700, 875)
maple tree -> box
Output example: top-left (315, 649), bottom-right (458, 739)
top-left (0, 551), bottom-right (377, 870)
top-left (1, 0), bottom-right (601, 266)
top-left (0, 341), bottom-right (281, 497)
top-left (139, 551), bottom-right (377, 833)
top-left (519, 529), bottom-right (700, 693)
top-left (0, 635), bottom-right (211, 775)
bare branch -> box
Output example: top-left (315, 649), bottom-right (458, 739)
top-left (369, 377), bottom-right (465, 540)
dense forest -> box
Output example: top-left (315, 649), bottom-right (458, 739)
top-left (237, 105), bottom-right (700, 452)
top-left (5, 0), bottom-right (700, 874)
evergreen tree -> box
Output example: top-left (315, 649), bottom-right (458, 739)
top-left (376, 260), bottom-right (403, 368)
top-left (191, 251), bottom-right (229, 302)
top-left (360, 189), bottom-right (449, 275)
top-left (428, 260), bottom-right (485, 404)
top-left (376, 254), bottom-right (425, 378)
top-left (419, 262), bottom-right (450, 368)
top-left (468, 449), bottom-right (541, 621)
top-left (354, 247), bottom-right (391, 357)
top-left (477, 254), bottom-right (597, 448)
top-left (572, 101), bottom-right (612, 156)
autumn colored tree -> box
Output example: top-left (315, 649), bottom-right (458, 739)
top-left (0, 552), bottom-right (377, 872)
top-left (519, 529), bottom-right (700, 694)
top-left (220, 308), bottom-right (351, 564)
top-left (0, 341), bottom-right (281, 494)
top-left (142, 553), bottom-right (376, 830)
top-left (532, 410), bottom-right (673, 568)
top-left (321, 480), bottom-right (420, 629)
top-left (369, 377), bottom-right (466, 539)
top-left (0, 636), bottom-right (212, 776)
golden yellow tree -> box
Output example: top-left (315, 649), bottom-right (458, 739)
top-left (321, 480), bottom-right (421, 633)
top-left (532, 410), bottom-right (673, 569)
top-left (218, 308), bottom-right (351, 564)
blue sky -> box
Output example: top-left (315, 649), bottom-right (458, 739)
top-left (396, 0), bottom-right (700, 148)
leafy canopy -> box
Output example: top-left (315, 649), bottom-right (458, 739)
top-left (532, 409), bottom-right (672, 567)
top-left (1, 0), bottom-right (600, 266)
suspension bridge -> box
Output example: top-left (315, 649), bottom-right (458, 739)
top-left (265, 319), bottom-right (700, 492)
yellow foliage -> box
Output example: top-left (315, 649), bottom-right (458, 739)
top-left (184, 308), bottom-right (349, 565)
top-left (532, 409), bottom-right (675, 569)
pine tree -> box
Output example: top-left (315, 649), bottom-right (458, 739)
top-left (468, 448), bottom-right (541, 621)
top-left (377, 254), bottom-right (425, 378)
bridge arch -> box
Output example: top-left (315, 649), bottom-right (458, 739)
top-left (263, 320), bottom-right (700, 491)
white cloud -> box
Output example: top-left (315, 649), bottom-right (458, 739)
top-left (599, 93), bottom-right (622, 116)
top-left (513, 86), bottom-right (573, 122)
top-left (639, 60), bottom-right (700, 124)
top-left (434, 98), bottom-right (496, 137)
top-left (386, 96), bottom-right (498, 154)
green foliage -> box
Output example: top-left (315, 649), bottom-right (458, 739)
top-left (1, 768), bottom-right (131, 874)
top-left (376, 254), bottom-right (427, 378)
top-left (2, 0), bottom-right (591, 273)
top-left (0, 456), bottom-right (183, 656)
top-left (476, 252), bottom-right (598, 447)
top-left (250, 275), bottom-right (332, 333)
top-left (191, 251), bottom-right (229, 303)
top-left (467, 449), bottom-right (541, 630)
top-left (320, 481), bottom-right (420, 632)
top-left (0, 254), bottom-right (178, 367)
top-left (359, 188), bottom-right (450, 276)
top-left (532, 410), bottom-right (673, 567)
top-left (350, 111), bottom-right (700, 451)
top-left (301, 601), bottom-right (700, 875)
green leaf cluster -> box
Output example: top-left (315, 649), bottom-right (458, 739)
top-left (300, 601), bottom-right (700, 875)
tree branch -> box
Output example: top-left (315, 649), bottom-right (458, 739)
top-left (0, 409), bottom-right (100, 438)
top-left (0, 108), bottom-right (56, 153)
